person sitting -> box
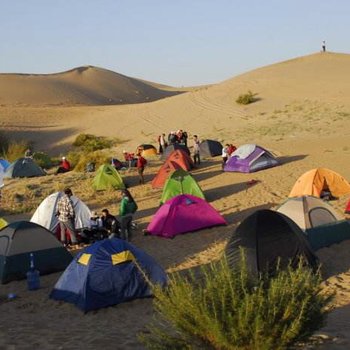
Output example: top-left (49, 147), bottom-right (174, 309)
top-left (227, 144), bottom-right (237, 157)
top-left (101, 209), bottom-right (120, 239)
top-left (56, 157), bottom-right (71, 174)
top-left (81, 211), bottom-right (103, 243)
top-left (24, 148), bottom-right (33, 159)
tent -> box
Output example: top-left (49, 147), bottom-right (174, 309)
top-left (0, 221), bottom-right (72, 283)
top-left (161, 144), bottom-right (190, 160)
top-left (160, 169), bottom-right (205, 204)
top-left (0, 218), bottom-right (8, 230)
top-left (4, 158), bottom-right (46, 178)
top-left (152, 150), bottom-right (194, 189)
top-left (50, 238), bottom-right (167, 312)
top-left (199, 140), bottom-right (223, 157)
top-left (31, 192), bottom-right (91, 232)
top-left (137, 144), bottom-right (158, 158)
top-left (289, 168), bottom-right (350, 198)
top-left (146, 194), bottom-right (226, 238)
top-left (0, 159), bottom-right (10, 171)
top-left (92, 164), bottom-right (125, 191)
top-left (225, 209), bottom-right (318, 275)
top-left (277, 196), bottom-right (345, 230)
top-left (224, 144), bottom-right (278, 173)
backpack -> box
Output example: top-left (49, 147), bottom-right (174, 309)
top-left (126, 200), bottom-right (138, 214)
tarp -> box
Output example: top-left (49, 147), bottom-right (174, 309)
top-left (199, 140), bottom-right (223, 157)
top-left (160, 169), bottom-right (205, 204)
top-left (152, 150), bottom-right (194, 189)
top-left (289, 168), bottom-right (350, 198)
top-left (224, 144), bottom-right (278, 173)
top-left (277, 196), bottom-right (344, 230)
top-left (0, 221), bottom-right (72, 283)
top-left (147, 194), bottom-right (226, 238)
top-left (4, 158), bottom-right (46, 178)
top-left (92, 164), bottom-right (125, 191)
top-left (31, 192), bottom-right (91, 232)
top-left (50, 238), bottom-right (167, 311)
top-left (0, 159), bottom-right (10, 171)
top-left (225, 209), bottom-right (318, 275)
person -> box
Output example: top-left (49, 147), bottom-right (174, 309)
top-left (227, 144), bottom-right (237, 157)
top-left (182, 130), bottom-right (188, 146)
top-left (24, 148), bottom-right (33, 159)
top-left (222, 144), bottom-right (229, 170)
top-left (322, 40), bottom-right (326, 52)
top-left (55, 188), bottom-right (78, 248)
top-left (193, 135), bottom-right (201, 165)
top-left (168, 131), bottom-right (177, 145)
top-left (56, 157), bottom-right (71, 174)
top-left (119, 189), bottom-right (138, 241)
top-left (101, 209), bottom-right (119, 239)
top-left (159, 133), bottom-right (166, 154)
top-left (136, 152), bottom-right (147, 184)
top-left (81, 211), bottom-right (103, 243)
top-left (123, 150), bottom-right (135, 170)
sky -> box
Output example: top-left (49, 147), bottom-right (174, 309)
top-left (0, 0), bottom-right (349, 86)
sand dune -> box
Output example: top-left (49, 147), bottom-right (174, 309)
top-left (0, 66), bottom-right (185, 106)
top-left (1, 52), bottom-right (350, 349)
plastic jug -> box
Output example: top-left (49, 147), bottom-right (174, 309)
top-left (26, 253), bottom-right (40, 291)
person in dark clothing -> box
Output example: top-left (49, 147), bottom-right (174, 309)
top-left (101, 209), bottom-right (120, 239)
top-left (193, 135), bottom-right (201, 165)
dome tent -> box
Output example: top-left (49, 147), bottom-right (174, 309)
top-left (277, 196), bottom-right (345, 231)
top-left (146, 194), bottom-right (226, 238)
top-left (160, 169), bottom-right (205, 204)
top-left (225, 210), bottom-right (318, 275)
top-left (289, 168), bottom-right (350, 198)
top-left (50, 238), bottom-right (167, 312)
top-left (92, 164), bottom-right (125, 191)
top-left (161, 144), bottom-right (190, 160)
top-left (0, 221), bottom-right (72, 283)
top-left (199, 140), bottom-right (223, 157)
top-left (224, 144), bottom-right (278, 173)
top-left (4, 158), bottom-right (46, 178)
top-left (31, 192), bottom-right (91, 232)
top-left (136, 144), bottom-right (158, 158)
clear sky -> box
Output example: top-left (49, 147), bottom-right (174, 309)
top-left (0, 0), bottom-right (349, 86)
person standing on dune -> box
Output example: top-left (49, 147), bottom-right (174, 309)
top-left (322, 40), bottom-right (326, 52)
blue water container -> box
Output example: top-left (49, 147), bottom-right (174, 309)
top-left (26, 253), bottom-right (40, 291)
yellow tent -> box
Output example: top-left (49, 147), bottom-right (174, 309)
top-left (289, 168), bottom-right (350, 198)
top-left (0, 218), bottom-right (8, 230)
top-left (136, 144), bottom-right (158, 158)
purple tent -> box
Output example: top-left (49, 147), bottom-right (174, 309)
top-left (224, 144), bottom-right (278, 173)
top-left (146, 194), bottom-right (227, 238)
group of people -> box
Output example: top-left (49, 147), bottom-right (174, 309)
top-left (221, 144), bottom-right (237, 169)
top-left (55, 188), bottom-right (138, 248)
top-left (157, 129), bottom-right (188, 154)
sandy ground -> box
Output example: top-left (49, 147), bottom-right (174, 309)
top-left (1, 52), bottom-right (350, 349)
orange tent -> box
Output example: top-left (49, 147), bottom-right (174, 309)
top-left (152, 150), bottom-right (194, 189)
top-left (289, 168), bottom-right (350, 198)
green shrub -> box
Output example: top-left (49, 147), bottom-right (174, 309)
top-left (73, 133), bottom-right (115, 152)
top-left (4, 140), bottom-right (31, 162)
top-left (140, 254), bottom-right (331, 350)
top-left (33, 151), bottom-right (52, 169)
top-left (67, 149), bottom-right (111, 172)
top-left (236, 90), bottom-right (258, 105)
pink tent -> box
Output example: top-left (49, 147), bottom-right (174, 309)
top-left (146, 194), bottom-right (227, 238)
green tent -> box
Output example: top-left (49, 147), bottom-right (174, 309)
top-left (0, 221), bottom-right (72, 284)
top-left (160, 169), bottom-right (205, 204)
top-left (93, 164), bottom-right (125, 191)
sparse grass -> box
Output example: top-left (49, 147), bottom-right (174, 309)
top-left (3, 140), bottom-right (31, 162)
top-left (140, 254), bottom-right (331, 350)
top-left (73, 133), bottom-right (124, 152)
top-left (236, 90), bottom-right (258, 105)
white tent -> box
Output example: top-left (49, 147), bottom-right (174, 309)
top-left (31, 192), bottom-right (91, 232)
top-left (276, 195), bottom-right (344, 230)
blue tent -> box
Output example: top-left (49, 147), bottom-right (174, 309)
top-left (50, 239), bottom-right (167, 312)
top-left (0, 159), bottom-right (10, 171)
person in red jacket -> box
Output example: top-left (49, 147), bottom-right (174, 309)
top-left (136, 153), bottom-right (147, 184)
top-left (56, 157), bottom-right (71, 174)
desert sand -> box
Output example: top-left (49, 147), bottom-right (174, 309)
top-left (1, 52), bottom-right (350, 349)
